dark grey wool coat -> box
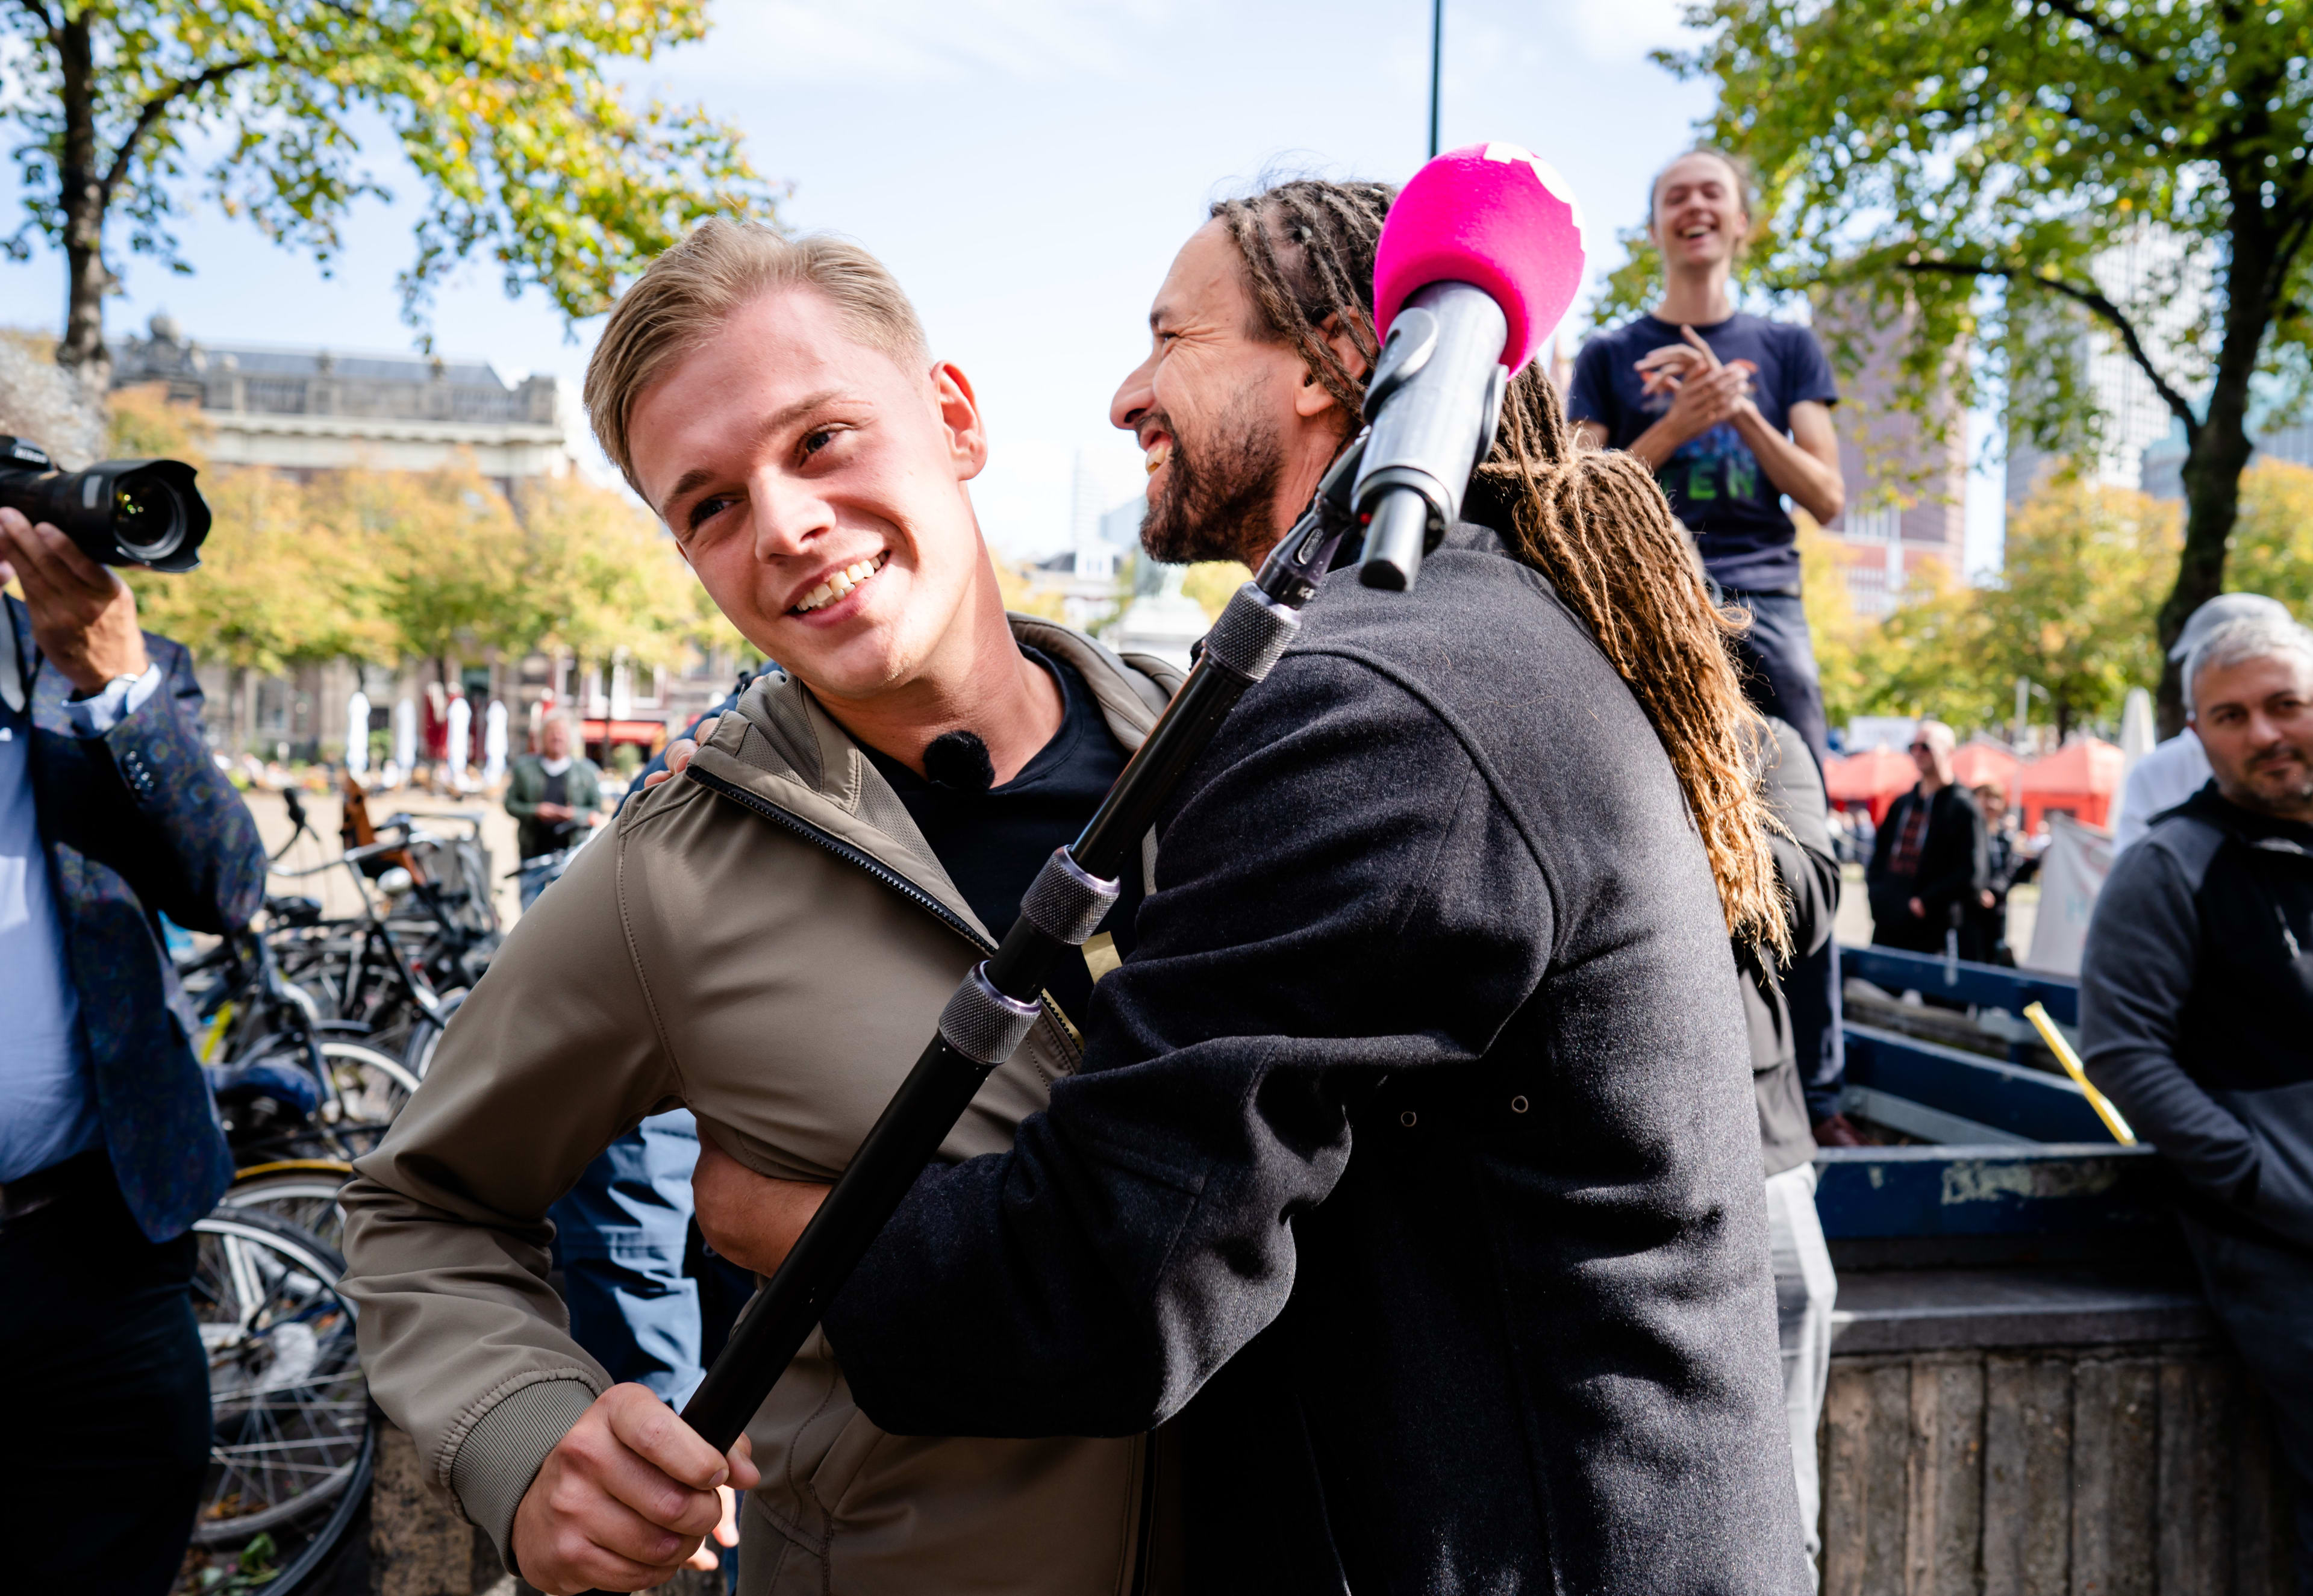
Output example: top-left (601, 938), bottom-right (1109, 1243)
top-left (823, 522), bottom-right (1809, 1595)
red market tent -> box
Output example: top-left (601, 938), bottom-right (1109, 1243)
top-left (1950, 739), bottom-right (2024, 805)
top-left (2018, 738), bottom-right (2123, 832)
top-left (1825, 745), bottom-right (1916, 824)
top-left (581, 717), bottom-right (670, 756)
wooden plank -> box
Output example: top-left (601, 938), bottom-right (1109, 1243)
top-left (1826, 1359), bottom-right (1917, 1596)
top-left (2155, 1350), bottom-right (2232, 1596)
top-left (1984, 1354), bottom-right (2073, 1596)
top-left (1907, 1353), bottom-right (1987, 1596)
top-left (2232, 1373), bottom-right (2288, 1596)
top-left (2071, 1357), bottom-right (2158, 1596)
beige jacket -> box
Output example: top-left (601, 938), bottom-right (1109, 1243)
top-left (340, 617), bottom-right (1182, 1595)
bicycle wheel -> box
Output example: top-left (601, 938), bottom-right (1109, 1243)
top-left (401, 987), bottom-right (467, 1079)
top-left (240, 1040), bottom-right (420, 1159)
top-left (183, 1209), bottom-right (376, 1593)
top-left (221, 1163), bottom-right (355, 1255)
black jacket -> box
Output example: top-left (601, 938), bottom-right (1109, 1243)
top-left (823, 525), bottom-right (1808, 1594)
top-left (1865, 782), bottom-right (1985, 933)
top-left (1745, 717), bottom-right (1840, 1176)
top-left (5, 596), bottom-right (266, 1239)
top-left (2080, 783), bottom-right (2313, 1256)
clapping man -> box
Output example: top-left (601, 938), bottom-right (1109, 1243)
top-left (1567, 146), bottom-right (1852, 1146)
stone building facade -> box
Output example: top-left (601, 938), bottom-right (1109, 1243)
top-left (111, 316), bottom-right (738, 768)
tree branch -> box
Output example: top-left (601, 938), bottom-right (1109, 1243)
top-left (1897, 257), bottom-right (2200, 434)
top-left (100, 57), bottom-right (256, 200)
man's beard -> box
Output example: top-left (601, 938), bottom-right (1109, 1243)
top-left (1140, 388), bottom-right (1284, 568)
top-left (2233, 737), bottom-right (2313, 818)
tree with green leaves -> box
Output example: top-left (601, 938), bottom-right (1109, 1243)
top-left (306, 463), bottom-right (531, 686)
top-left (1666, 0), bottom-right (2312, 731)
top-left (2, 0), bottom-right (775, 384)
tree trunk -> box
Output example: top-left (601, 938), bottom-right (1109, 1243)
top-left (2153, 195), bottom-right (2288, 738)
top-left (52, 17), bottom-right (113, 387)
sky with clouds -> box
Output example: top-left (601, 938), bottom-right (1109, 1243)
top-left (0, 0), bottom-right (2002, 565)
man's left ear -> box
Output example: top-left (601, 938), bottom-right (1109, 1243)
top-left (1295, 313), bottom-right (1371, 419)
top-left (933, 360), bottom-right (990, 479)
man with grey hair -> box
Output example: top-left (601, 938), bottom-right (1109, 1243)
top-left (2081, 610), bottom-right (2313, 1591)
top-left (1864, 718), bottom-right (1988, 957)
top-left (2111, 593), bottom-right (2294, 855)
top-left (504, 711), bottom-right (603, 909)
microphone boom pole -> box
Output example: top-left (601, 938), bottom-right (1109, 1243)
top-left (629, 144), bottom-right (1583, 1592)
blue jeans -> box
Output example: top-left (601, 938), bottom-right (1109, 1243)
top-left (1729, 590), bottom-right (1845, 1121)
top-left (550, 1109), bottom-right (738, 1407)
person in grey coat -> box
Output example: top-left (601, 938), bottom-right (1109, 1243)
top-left (2080, 610), bottom-right (2313, 1592)
top-left (1744, 717), bottom-right (1843, 1576)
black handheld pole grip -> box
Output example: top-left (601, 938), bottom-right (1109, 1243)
top-left (679, 1027), bottom-right (995, 1450)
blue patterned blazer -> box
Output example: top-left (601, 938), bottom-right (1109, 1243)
top-left (11, 594), bottom-right (266, 1240)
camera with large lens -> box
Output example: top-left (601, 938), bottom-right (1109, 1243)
top-left (0, 435), bottom-right (211, 572)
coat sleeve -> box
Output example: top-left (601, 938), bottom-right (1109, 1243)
top-left (2079, 840), bottom-right (2257, 1202)
top-left (822, 652), bottom-right (1552, 1439)
top-left (502, 761), bottom-right (540, 821)
top-left (81, 634), bottom-right (266, 934)
top-left (1762, 720), bottom-right (1838, 960)
top-left (338, 825), bottom-right (685, 1560)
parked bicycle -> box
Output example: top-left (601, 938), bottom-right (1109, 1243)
top-left (174, 1209), bottom-right (375, 1595)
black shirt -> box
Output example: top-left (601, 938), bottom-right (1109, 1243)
top-left (860, 647), bottom-right (1141, 1030)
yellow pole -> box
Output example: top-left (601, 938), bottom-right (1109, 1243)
top-left (2023, 1001), bottom-right (2137, 1146)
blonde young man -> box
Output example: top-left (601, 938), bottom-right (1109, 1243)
top-left (339, 224), bottom-right (1182, 1595)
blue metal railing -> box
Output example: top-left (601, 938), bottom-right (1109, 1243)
top-left (1840, 943), bottom-right (2079, 1026)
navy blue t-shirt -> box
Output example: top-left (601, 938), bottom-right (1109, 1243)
top-left (1567, 311), bottom-right (1837, 593)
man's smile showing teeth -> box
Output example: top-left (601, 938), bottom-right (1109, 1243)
top-left (1144, 440), bottom-right (1170, 475)
top-left (792, 552), bottom-right (889, 615)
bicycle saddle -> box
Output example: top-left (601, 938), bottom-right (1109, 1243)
top-left (264, 894), bottom-right (325, 926)
top-left (205, 1058), bottom-right (322, 1118)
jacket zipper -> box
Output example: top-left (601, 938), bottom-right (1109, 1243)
top-left (685, 764), bottom-right (1081, 1054)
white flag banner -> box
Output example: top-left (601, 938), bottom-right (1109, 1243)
top-left (2024, 812), bottom-right (2114, 976)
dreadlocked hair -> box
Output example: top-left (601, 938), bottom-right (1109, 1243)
top-left (1212, 179), bottom-right (1788, 954)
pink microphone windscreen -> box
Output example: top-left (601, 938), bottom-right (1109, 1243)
top-left (1373, 143), bottom-right (1588, 372)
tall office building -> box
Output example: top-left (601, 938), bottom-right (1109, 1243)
top-left (1814, 291), bottom-right (1970, 616)
top-left (2006, 226), bottom-right (2205, 505)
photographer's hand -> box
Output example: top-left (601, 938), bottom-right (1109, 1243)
top-left (0, 507), bottom-right (149, 694)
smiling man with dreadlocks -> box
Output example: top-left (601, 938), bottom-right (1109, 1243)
top-left (687, 176), bottom-right (1810, 1594)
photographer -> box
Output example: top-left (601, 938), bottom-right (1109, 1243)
top-left (0, 506), bottom-right (267, 1592)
